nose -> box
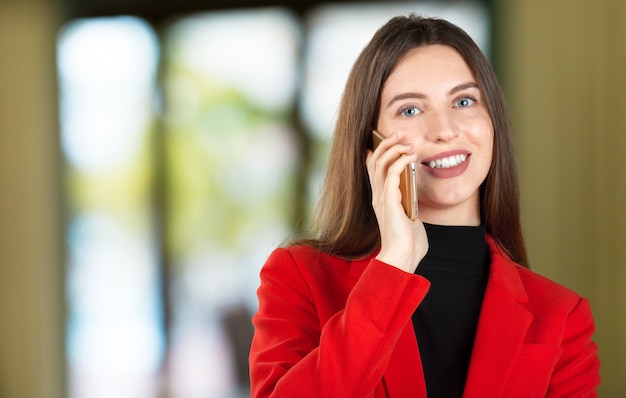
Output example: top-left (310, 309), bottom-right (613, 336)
top-left (425, 110), bottom-right (459, 143)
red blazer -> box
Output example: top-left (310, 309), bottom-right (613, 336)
top-left (249, 235), bottom-right (600, 397)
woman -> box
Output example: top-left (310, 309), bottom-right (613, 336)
top-left (249, 14), bottom-right (600, 397)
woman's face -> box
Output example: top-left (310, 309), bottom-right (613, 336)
top-left (376, 44), bottom-right (493, 226)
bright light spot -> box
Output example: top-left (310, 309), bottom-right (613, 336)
top-left (57, 16), bottom-right (159, 173)
top-left (66, 212), bottom-right (164, 377)
top-left (167, 9), bottom-right (299, 111)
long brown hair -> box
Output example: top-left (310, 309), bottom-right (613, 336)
top-left (293, 14), bottom-right (528, 267)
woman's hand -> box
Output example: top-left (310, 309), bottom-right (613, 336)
top-left (366, 132), bottom-right (428, 273)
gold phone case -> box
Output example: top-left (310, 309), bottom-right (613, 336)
top-left (371, 130), bottom-right (418, 220)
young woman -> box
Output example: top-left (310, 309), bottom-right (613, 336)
top-left (249, 14), bottom-right (600, 397)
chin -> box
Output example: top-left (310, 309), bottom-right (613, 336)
top-left (419, 189), bottom-right (480, 214)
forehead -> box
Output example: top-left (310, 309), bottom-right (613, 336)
top-left (382, 44), bottom-right (475, 93)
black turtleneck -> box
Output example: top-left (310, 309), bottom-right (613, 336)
top-left (412, 223), bottom-right (490, 398)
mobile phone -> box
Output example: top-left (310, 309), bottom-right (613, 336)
top-left (370, 130), bottom-right (419, 220)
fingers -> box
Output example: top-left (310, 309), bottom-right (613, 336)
top-left (367, 133), bottom-right (416, 192)
top-left (366, 133), bottom-right (427, 273)
top-left (368, 133), bottom-right (408, 169)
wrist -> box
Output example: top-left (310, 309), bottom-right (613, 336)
top-left (375, 250), bottom-right (423, 273)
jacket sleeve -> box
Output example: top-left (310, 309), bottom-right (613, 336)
top-left (249, 248), bottom-right (430, 398)
top-left (547, 297), bottom-right (601, 397)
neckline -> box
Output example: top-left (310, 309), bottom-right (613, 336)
top-left (420, 223), bottom-right (489, 272)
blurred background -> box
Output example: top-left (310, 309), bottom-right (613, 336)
top-left (0, 0), bottom-right (624, 397)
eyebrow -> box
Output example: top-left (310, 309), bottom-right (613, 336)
top-left (385, 81), bottom-right (480, 109)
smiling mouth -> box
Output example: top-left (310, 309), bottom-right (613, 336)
top-left (423, 154), bottom-right (469, 169)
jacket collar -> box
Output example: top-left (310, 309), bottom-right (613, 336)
top-left (462, 235), bottom-right (533, 396)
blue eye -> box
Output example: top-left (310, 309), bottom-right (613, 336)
top-left (456, 97), bottom-right (476, 108)
top-left (400, 106), bottom-right (421, 117)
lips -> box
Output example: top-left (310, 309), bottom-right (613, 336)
top-left (421, 151), bottom-right (471, 178)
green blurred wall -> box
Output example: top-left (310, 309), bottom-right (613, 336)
top-left (0, 0), bottom-right (624, 397)
top-left (495, 1), bottom-right (626, 396)
top-left (0, 1), bottom-right (64, 397)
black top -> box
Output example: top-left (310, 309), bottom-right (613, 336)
top-left (412, 223), bottom-right (490, 398)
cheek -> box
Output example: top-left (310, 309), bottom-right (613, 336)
top-left (484, 128), bottom-right (494, 159)
top-left (480, 130), bottom-right (495, 178)
top-left (375, 112), bottom-right (393, 134)
top-left (468, 119), bottom-right (494, 176)
top-left (471, 116), bottom-right (494, 153)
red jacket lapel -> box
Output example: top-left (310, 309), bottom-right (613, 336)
top-left (462, 236), bottom-right (533, 397)
top-left (382, 323), bottom-right (427, 396)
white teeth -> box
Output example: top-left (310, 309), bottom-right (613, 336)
top-left (428, 154), bottom-right (467, 169)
